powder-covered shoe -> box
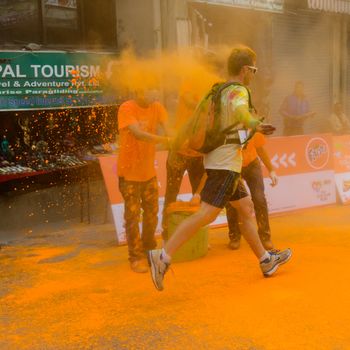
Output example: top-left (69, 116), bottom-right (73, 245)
top-left (260, 248), bottom-right (292, 277)
top-left (147, 249), bottom-right (170, 291)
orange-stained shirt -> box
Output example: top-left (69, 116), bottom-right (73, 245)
top-left (117, 100), bottom-right (167, 181)
top-left (242, 132), bottom-right (266, 167)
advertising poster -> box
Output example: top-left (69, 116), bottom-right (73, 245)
top-left (263, 134), bottom-right (336, 213)
top-left (99, 134), bottom-right (338, 244)
top-left (332, 135), bottom-right (350, 204)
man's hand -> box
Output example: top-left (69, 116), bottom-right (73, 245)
top-left (269, 170), bottom-right (278, 187)
top-left (256, 123), bottom-right (276, 135)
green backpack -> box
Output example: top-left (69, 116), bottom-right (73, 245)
top-left (173, 81), bottom-right (254, 154)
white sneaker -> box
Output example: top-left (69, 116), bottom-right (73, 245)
top-left (260, 248), bottom-right (292, 277)
top-left (147, 249), bottom-right (170, 291)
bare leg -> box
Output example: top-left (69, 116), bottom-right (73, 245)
top-left (164, 201), bottom-right (221, 257)
top-left (230, 196), bottom-right (266, 259)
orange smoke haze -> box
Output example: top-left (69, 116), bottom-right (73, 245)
top-left (107, 47), bottom-right (234, 98)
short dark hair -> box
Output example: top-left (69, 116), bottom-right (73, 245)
top-left (227, 46), bottom-right (257, 76)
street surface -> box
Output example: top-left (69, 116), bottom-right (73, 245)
top-left (1, 205), bottom-right (350, 350)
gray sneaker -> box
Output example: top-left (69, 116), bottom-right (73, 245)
top-left (260, 248), bottom-right (292, 277)
top-left (147, 249), bottom-right (170, 291)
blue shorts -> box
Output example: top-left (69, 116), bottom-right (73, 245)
top-left (200, 169), bottom-right (248, 209)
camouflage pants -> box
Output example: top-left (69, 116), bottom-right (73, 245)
top-left (119, 177), bottom-right (158, 262)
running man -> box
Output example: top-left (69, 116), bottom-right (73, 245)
top-left (148, 46), bottom-right (292, 290)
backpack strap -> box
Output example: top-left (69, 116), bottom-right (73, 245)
top-left (214, 82), bottom-right (262, 147)
top-left (212, 81), bottom-right (255, 133)
top-left (213, 81), bottom-right (254, 111)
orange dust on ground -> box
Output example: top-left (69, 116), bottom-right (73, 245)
top-left (1, 205), bottom-right (350, 350)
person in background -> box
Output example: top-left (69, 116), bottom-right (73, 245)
top-left (280, 81), bottom-right (315, 136)
top-left (329, 102), bottom-right (350, 135)
top-left (117, 89), bottom-right (170, 273)
top-left (226, 132), bottom-right (277, 251)
top-left (161, 81), bottom-right (206, 241)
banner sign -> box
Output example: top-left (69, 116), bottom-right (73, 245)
top-left (45, 0), bottom-right (77, 9)
top-left (191, 0), bottom-right (284, 13)
top-left (0, 51), bottom-right (117, 111)
top-left (262, 134), bottom-right (336, 213)
top-left (332, 135), bottom-right (350, 204)
top-left (308, 0), bottom-right (350, 15)
top-left (99, 134), bottom-right (340, 245)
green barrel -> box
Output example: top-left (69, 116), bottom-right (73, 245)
top-left (167, 209), bottom-right (208, 263)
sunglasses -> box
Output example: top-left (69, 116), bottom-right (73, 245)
top-left (246, 65), bottom-right (258, 74)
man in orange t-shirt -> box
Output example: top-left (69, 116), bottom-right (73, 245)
top-left (226, 132), bottom-right (278, 250)
top-left (118, 89), bottom-right (169, 273)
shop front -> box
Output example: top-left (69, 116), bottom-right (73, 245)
top-left (0, 51), bottom-right (120, 230)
